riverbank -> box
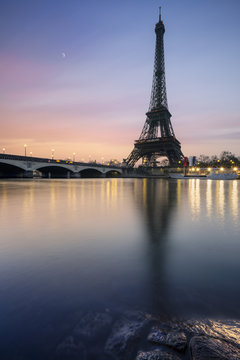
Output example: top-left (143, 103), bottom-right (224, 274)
top-left (55, 308), bottom-right (240, 359)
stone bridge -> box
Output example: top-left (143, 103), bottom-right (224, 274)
top-left (0, 154), bottom-right (123, 178)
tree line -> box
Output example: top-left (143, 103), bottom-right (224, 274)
top-left (186, 151), bottom-right (239, 168)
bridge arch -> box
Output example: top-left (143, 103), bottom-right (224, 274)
top-left (34, 163), bottom-right (74, 171)
top-left (105, 170), bottom-right (121, 178)
top-left (36, 165), bottom-right (75, 178)
top-left (0, 161), bottom-right (26, 178)
top-left (79, 168), bottom-right (102, 178)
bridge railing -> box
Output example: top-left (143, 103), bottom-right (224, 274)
top-left (0, 153), bottom-right (122, 169)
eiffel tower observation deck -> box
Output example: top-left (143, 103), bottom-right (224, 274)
top-left (125, 9), bottom-right (184, 167)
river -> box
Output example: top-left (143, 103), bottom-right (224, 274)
top-left (0, 178), bottom-right (239, 359)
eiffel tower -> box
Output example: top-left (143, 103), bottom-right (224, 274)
top-left (125, 9), bottom-right (184, 167)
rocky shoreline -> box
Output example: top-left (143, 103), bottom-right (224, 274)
top-left (55, 309), bottom-right (240, 360)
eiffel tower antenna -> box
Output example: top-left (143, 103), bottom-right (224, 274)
top-left (125, 9), bottom-right (184, 167)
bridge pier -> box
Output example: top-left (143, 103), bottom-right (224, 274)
top-left (72, 172), bottom-right (81, 178)
top-left (122, 167), bottom-right (130, 176)
top-left (23, 170), bottom-right (34, 178)
top-left (100, 173), bottom-right (106, 178)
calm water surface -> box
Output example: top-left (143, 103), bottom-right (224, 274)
top-left (0, 178), bottom-right (239, 358)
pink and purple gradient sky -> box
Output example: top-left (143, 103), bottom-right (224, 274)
top-left (1, 0), bottom-right (240, 162)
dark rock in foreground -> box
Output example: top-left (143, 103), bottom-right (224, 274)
top-left (54, 308), bottom-right (240, 360)
top-left (105, 315), bottom-right (147, 359)
top-left (136, 349), bottom-right (181, 360)
top-left (55, 311), bottom-right (112, 359)
top-left (147, 327), bottom-right (187, 351)
top-left (190, 335), bottom-right (240, 360)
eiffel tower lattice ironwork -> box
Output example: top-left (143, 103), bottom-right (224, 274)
top-left (125, 10), bottom-right (184, 167)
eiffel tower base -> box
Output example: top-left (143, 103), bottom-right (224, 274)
top-left (126, 137), bottom-right (183, 167)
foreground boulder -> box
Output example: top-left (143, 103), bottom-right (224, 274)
top-left (136, 349), bottom-right (181, 360)
top-left (55, 311), bottom-right (112, 359)
top-left (147, 327), bottom-right (187, 351)
top-left (190, 335), bottom-right (240, 360)
top-left (105, 316), bottom-right (147, 359)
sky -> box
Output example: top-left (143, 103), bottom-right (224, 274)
top-left (0, 0), bottom-right (240, 162)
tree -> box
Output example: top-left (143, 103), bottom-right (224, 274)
top-left (197, 155), bottom-right (210, 166)
top-left (220, 151), bottom-right (239, 167)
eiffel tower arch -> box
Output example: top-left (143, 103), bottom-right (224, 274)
top-left (125, 10), bottom-right (184, 167)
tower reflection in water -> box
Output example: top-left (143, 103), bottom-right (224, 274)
top-left (132, 178), bottom-right (240, 318)
top-left (133, 178), bottom-right (178, 317)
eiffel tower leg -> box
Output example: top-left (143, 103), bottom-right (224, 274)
top-left (125, 148), bottom-right (142, 167)
top-left (167, 148), bottom-right (184, 166)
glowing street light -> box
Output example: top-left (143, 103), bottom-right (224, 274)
top-left (24, 144), bottom-right (27, 156)
top-left (51, 149), bottom-right (55, 160)
top-left (2, 147), bottom-right (5, 154)
top-left (30, 151), bottom-right (33, 157)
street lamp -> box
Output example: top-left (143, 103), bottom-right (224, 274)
top-left (101, 156), bottom-right (104, 164)
top-left (30, 151), bottom-right (33, 157)
top-left (88, 155), bottom-right (91, 163)
top-left (73, 152), bottom-right (76, 162)
top-left (2, 147), bottom-right (5, 154)
top-left (51, 149), bottom-right (55, 160)
top-left (24, 144), bottom-right (27, 156)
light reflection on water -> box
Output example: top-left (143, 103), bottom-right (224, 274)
top-left (231, 180), bottom-right (239, 221)
top-left (206, 179), bottom-right (212, 217)
top-left (0, 178), bottom-right (239, 357)
top-left (189, 179), bottom-right (201, 218)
